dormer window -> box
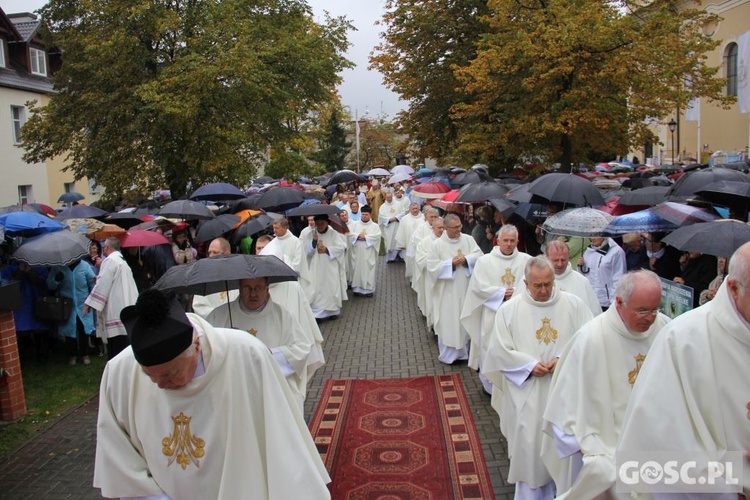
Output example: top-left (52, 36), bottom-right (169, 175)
top-left (29, 47), bottom-right (46, 76)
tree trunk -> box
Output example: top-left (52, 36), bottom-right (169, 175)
top-left (559, 134), bottom-right (573, 173)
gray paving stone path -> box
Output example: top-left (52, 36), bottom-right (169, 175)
top-left (0, 257), bottom-right (514, 499)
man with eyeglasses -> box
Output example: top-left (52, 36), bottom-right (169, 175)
top-left (207, 276), bottom-right (315, 413)
top-left (94, 289), bottom-right (330, 499)
top-left (461, 224), bottom-right (531, 394)
top-left (425, 214), bottom-right (483, 364)
top-left (617, 242), bottom-right (750, 498)
top-left (541, 270), bottom-right (669, 498)
top-left (483, 257), bottom-right (593, 499)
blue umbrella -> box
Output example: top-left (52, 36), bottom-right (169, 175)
top-left (603, 208), bottom-right (677, 235)
top-left (57, 192), bottom-right (85, 203)
top-left (0, 212), bottom-right (64, 236)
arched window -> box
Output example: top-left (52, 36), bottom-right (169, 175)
top-left (725, 42), bottom-right (738, 96)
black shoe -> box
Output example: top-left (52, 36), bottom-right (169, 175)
top-left (363, 293), bottom-right (374, 297)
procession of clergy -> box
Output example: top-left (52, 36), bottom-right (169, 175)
top-left (395, 198), bottom-right (749, 499)
top-left (94, 185), bottom-right (749, 499)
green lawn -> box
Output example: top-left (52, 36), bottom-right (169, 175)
top-left (0, 338), bottom-right (105, 462)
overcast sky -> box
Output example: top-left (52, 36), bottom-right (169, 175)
top-left (0, 0), bottom-right (407, 121)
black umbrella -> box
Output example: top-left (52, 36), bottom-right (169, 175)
top-left (286, 204), bottom-right (342, 217)
top-left (325, 169), bottom-right (362, 186)
top-left (13, 230), bottom-right (91, 266)
top-left (106, 211), bottom-right (145, 229)
top-left (526, 173), bottom-right (605, 207)
top-left (0, 204), bottom-right (46, 215)
top-left (455, 181), bottom-right (508, 203)
top-left (57, 192), bottom-right (85, 204)
top-left (233, 213), bottom-right (278, 240)
top-left (194, 214), bottom-right (242, 243)
top-left (189, 182), bottom-right (246, 202)
top-left (616, 186), bottom-right (671, 206)
top-left (252, 176), bottom-right (276, 185)
top-left (505, 183), bottom-right (534, 203)
top-left (157, 200), bottom-right (216, 220)
top-left (667, 167), bottom-right (750, 201)
top-left (255, 187), bottom-right (305, 211)
top-left (232, 194), bottom-right (263, 212)
top-left (662, 220), bottom-right (750, 258)
top-left (488, 197), bottom-right (517, 218)
top-left (451, 170), bottom-right (494, 186)
top-left (54, 205), bottom-right (109, 221)
top-left (695, 180), bottom-right (750, 221)
top-left (154, 254), bottom-right (297, 295)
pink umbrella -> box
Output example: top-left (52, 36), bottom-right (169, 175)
top-left (118, 229), bottom-right (170, 248)
top-left (410, 181), bottom-right (451, 199)
top-left (441, 189), bottom-right (462, 203)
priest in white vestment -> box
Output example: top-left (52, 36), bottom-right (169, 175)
top-left (395, 202), bottom-right (425, 279)
top-left (83, 236), bottom-right (139, 360)
top-left (94, 289), bottom-right (330, 499)
top-left (272, 217), bottom-right (313, 300)
top-left (301, 214), bottom-right (347, 319)
top-left (256, 235), bottom-right (325, 381)
top-left (414, 217), bottom-right (444, 327)
top-left (207, 277), bottom-right (317, 412)
top-left (617, 242), bottom-right (750, 499)
top-left (425, 214), bottom-right (483, 364)
top-left (409, 208), bottom-right (439, 292)
top-left (517, 240), bottom-right (601, 316)
top-left (461, 225), bottom-right (531, 394)
top-left (348, 206), bottom-right (382, 296)
top-left (542, 270), bottom-right (669, 499)
top-left (483, 257), bottom-right (593, 499)
top-left (379, 190), bottom-right (408, 263)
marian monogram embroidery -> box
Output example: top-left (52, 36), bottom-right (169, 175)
top-left (162, 412), bottom-right (205, 470)
top-left (535, 318), bottom-right (558, 345)
top-left (219, 291), bottom-right (227, 301)
top-left (247, 328), bottom-right (257, 336)
top-left (628, 354), bottom-right (646, 386)
top-left (501, 267), bottom-right (515, 287)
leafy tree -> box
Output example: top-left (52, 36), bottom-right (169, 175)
top-left (21, 0), bottom-right (351, 201)
top-left (452, 0), bottom-right (733, 172)
top-left (371, 0), bottom-right (490, 163)
top-left (310, 107), bottom-right (352, 171)
top-left (350, 118), bottom-right (405, 171)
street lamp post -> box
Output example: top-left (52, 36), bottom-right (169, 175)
top-left (668, 119), bottom-right (677, 165)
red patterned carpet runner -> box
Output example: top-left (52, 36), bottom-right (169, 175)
top-left (309, 374), bottom-right (496, 499)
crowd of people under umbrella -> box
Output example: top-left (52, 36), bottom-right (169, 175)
top-left (1, 161), bottom-right (750, 497)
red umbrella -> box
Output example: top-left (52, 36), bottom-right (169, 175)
top-left (25, 203), bottom-right (57, 216)
top-left (411, 181), bottom-right (451, 199)
top-left (118, 229), bottom-right (170, 248)
top-left (440, 189), bottom-right (462, 203)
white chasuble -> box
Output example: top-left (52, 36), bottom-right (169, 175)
top-left (413, 233), bottom-right (439, 325)
top-left (617, 282), bottom-right (750, 498)
top-left (395, 212), bottom-right (425, 278)
top-left (206, 300), bottom-right (314, 408)
top-left (517, 262), bottom-right (601, 317)
top-left (348, 219), bottom-right (382, 293)
top-left (426, 233), bottom-right (482, 349)
top-left (378, 201), bottom-right (406, 252)
top-left (304, 227), bottom-right (347, 317)
top-left (461, 248), bottom-right (531, 370)
top-left (542, 306), bottom-right (669, 498)
top-left (94, 315), bottom-right (330, 499)
top-left (483, 290), bottom-right (593, 488)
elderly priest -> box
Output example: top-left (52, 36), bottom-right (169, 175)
top-left (93, 289), bottom-right (330, 499)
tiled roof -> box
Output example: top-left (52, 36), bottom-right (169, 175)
top-left (0, 67), bottom-right (53, 93)
top-left (10, 19), bottom-right (39, 42)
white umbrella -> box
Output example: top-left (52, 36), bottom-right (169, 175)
top-left (542, 207), bottom-right (614, 237)
top-left (388, 172), bottom-right (412, 185)
top-left (366, 167), bottom-right (391, 176)
top-left (390, 164), bottom-right (414, 175)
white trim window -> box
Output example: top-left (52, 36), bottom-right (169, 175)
top-left (0, 39), bottom-right (6, 68)
top-left (11, 105), bottom-right (25, 144)
top-left (18, 185), bottom-right (32, 205)
top-left (29, 47), bottom-right (47, 76)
